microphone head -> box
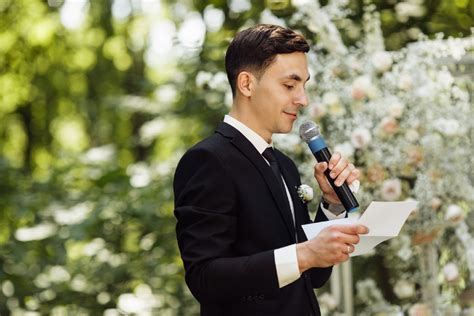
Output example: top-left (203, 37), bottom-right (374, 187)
top-left (299, 121), bottom-right (321, 143)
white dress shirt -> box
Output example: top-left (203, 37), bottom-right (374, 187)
top-left (223, 115), bottom-right (350, 288)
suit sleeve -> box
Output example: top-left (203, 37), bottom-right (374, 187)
top-left (174, 147), bottom-right (279, 303)
top-left (280, 154), bottom-right (333, 289)
top-left (307, 204), bottom-right (333, 288)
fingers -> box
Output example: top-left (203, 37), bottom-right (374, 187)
top-left (319, 225), bottom-right (367, 246)
top-left (333, 164), bottom-right (352, 187)
top-left (330, 229), bottom-right (361, 245)
top-left (326, 153), bottom-right (361, 187)
top-left (314, 153), bottom-right (360, 197)
top-left (328, 152), bottom-right (341, 170)
top-left (347, 244), bottom-right (354, 254)
top-left (314, 162), bottom-right (332, 192)
top-left (329, 153), bottom-right (348, 179)
top-left (304, 225), bottom-right (367, 267)
top-left (331, 224), bottom-right (369, 236)
top-left (346, 166), bottom-right (360, 185)
top-left (341, 244), bottom-right (354, 254)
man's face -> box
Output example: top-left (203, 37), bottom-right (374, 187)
top-left (249, 52), bottom-right (309, 139)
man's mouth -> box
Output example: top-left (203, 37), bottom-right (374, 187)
top-left (283, 111), bottom-right (297, 118)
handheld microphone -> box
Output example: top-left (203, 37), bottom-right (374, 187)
top-left (299, 121), bottom-right (359, 212)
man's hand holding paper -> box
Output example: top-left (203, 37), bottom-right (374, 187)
top-left (302, 201), bottom-right (419, 258)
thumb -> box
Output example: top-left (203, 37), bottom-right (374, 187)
top-left (314, 162), bottom-right (332, 193)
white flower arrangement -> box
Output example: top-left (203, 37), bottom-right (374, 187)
top-left (271, 1), bottom-right (473, 313)
top-left (443, 262), bottom-right (460, 283)
top-left (296, 184), bottom-right (313, 203)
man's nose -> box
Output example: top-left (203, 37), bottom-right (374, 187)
top-left (295, 90), bottom-right (308, 107)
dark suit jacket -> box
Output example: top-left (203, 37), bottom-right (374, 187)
top-left (174, 122), bottom-right (332, 316)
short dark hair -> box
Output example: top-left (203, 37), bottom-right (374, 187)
top-left (225, 24), bottom-right (310, 96)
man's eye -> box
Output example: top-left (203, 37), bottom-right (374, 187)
top-left (284, 84), bottom-right (294, 90)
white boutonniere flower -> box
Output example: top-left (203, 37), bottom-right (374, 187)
top-left (297, 184), bottom-right (313, 203)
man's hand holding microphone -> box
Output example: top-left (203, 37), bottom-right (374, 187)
top-left (297, 122), bottom-right (369, 272)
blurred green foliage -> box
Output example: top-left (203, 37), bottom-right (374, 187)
top-left (0, 0), bottom-right (471, 314)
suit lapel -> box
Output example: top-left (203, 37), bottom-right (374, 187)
top-left (216, 123), bottom-right (296, 241)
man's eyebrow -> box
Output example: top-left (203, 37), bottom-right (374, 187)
top-left (284, 74), bottom-right (311, 82)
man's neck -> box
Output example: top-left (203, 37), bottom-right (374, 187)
top-left (228, 108), bottom-right (272, 143)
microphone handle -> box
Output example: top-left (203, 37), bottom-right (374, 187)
top-left (313, 147), bottom-right (360, 212)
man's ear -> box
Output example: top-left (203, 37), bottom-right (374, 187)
top-left (236, 71), bottom-right (256, 97)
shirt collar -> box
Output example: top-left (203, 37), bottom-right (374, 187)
top-left (223, 115), bottom-right (271, 154)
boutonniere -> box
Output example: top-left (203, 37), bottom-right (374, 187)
top-left (296, 184), bottom-right (313, 203)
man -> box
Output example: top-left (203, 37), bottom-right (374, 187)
top-left (174, 24), bottom-right (368, 316)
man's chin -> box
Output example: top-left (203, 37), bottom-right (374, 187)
top-left (275, 125), bottom-right (294, 134)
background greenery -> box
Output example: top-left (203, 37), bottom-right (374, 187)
top-left (0, 0), bottom-right (472, 314)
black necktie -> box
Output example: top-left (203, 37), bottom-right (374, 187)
top-left (263, 147), bottom-right (297, 236)
top-left (262, 147), bottom-right (291, 209)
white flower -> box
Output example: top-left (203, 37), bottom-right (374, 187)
top-left (309, 102), bottom-right (327, 118)
top-left (97, 292), bottom-right (112, 305)
top-left (139, 118), bottom-right (166, 145)
top-left (406, 129), bottom-right (420, 142)
top-left (177, 12), bottom-right (206, 48)
top-left (408, 303), bottom-right (431, 316)
top-left (49, 266), bottom-right (71, 283)
top-left (323, 92), bottom-right (344, 116)
top-left (15, 223), bottom-right (57, 242)
top-left (259, 9), bottom-right (286, 26)
top-left (82, 144), bottom-right (116, 164)
top-left (396, 3), bottom-right (426, 23)
top-left (397, 244), bottom-right (413, 261)
top-left (208, 71), bottom-right (229, 92)
top-left (318, 292), bottom-right (337, 310)
top-left (433, 118), bottom-right (460, 136)
top-left (117, 284), bottom-right (159, 314)
top-left (292, 0), bottom-right (311, 8)
top-left (351, 76), bottom-right (372, 100)
top-left (84, 238), bottom-right (106, 256)
top-left (398, 74), bottom-right (413, 91)
top-left (443, 262), bottom-right (460, 282)
top-left (380, 117), bottom-right (399, 135)
top-left (329, 102), bottom-right (346, 116)
top-left (388, 102), bottom-right (404, 118)
top-left (394, 280), bottom-right (415, 299)
top-left (350, 127), bottom-right (372, 149)
top-left (445, 204), bottom-right (464, 224)
top-left (348, 56), bottom-right (363, 72)
top-left (155, 84), bottom-right (177, 103)
top-left (229, 0), bottom-right (251, 14)
top-left (322, 92), bottom-right (340, 107)
top-left (127, 162), bottom-right (152, 188)
top-left (53, 202), bottom-right (93, 225)
top-left (203, 6), bottom-right (224, 33)
top-left (297, 184), bottom-right (313, 203)
top-left (437, 69), bottom-right (454, 89)
top-left (371, 51), bottom-right (393, 72)
top-left (70, 274), bottom-right (88, 292)
top-left (381, 178), bottom-right (402, 201)
top-left (430, 197), bottom-right (442, 210)
top-left (334, 142), bottom-right (355, 158)
top-left (195, 71), bottom-right (212, 88)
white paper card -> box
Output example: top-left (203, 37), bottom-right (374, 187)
top-left (302, 201), bottom-right (418, 257)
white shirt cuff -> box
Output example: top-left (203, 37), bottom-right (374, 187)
top-left (349, 180), bottom-right (360, 193)
top-left (320, 179), bottom-right (360, 219)
top-left (321, 203), bottom-right (347, 220)
top-left (274, 244), bottom-right (301, 288)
